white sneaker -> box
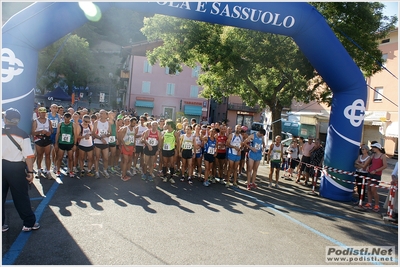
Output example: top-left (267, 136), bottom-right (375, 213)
top-left (103, 171), bottom-right (110, 179)
top-left (132, 169), bottom-right (137, 175)
top-left (169, 178), bottom-right (175, 184)
top-left (95, 172), bottom-right (100, 179)
top-left (127, 171), bottom-right (133, 177)
top-left (73, 167), bottom-right (78, 173)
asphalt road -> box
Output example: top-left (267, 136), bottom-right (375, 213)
top-left (2, 159), bottom-right (398, 265)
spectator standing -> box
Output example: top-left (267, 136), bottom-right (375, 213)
top-left (308, 138), bottom-right (324, 186)
top-left (2, 108), bottom-right (40, 232)
top-left (354, 144), bottom-right (371, 203)
top-left (296, 136), bottom-right (315, 184)
top-left (363, 142), bottom-right (388, 212)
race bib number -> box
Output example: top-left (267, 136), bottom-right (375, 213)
top-left (207, 147), bottom-right (215, 154)
top-left (272, 152), bottom-right (280, 160)
top-left (51, 120), bottom-right (58, 128)
top-left (136, 138), bottom-right (143, 146)
top-left (182, 142), bottom-right (193, 150)
top-left (254, 143), bottom-right (261, 151)
top-left (61, 133), bottom-right (71, 142)
top-left (148, 138), bottom-right (158, 146)
top-left (99, 129), bottom-right (107, 137)
top-left (163, 143), bottom-right (172, 151)
top-left (128, 135), bottom-right (135, 144)
top-left (109, 136), bottom-right (116, 143)
top-left (196, 147), bottom-right (201, 153)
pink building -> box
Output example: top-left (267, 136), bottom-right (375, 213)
top-left (124, 54), bottom-right (208, 122)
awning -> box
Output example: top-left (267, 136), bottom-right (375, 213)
top-left (386, 121), bottom-right (398, 138)
top-left (135, 100), bottom-right (154, 108)
top-left (184, 105), bottom-right (202, 116)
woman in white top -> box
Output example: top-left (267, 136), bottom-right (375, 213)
top-left (354, 144), bottom-right (370, 203)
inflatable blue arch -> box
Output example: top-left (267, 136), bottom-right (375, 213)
top-left (2, 2), bottom-right (367, 201)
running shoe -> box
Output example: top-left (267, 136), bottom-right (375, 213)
top-left (81, 170), bottom-right (85, 176)
top-left (73, 167), bottom-right (78, 173)
top-left (180, 177), bottom-right (185, 182)
top-left (142, 174), bottom-right (147, 181)
top-left (127, 171), bottom-right (133, 177)
top-left (372, 205), bottom-right (380, 212)
top-left (251, 183), bottom-right (258, 189)
top-left (163, 177), bottom-right (168, 183)
top-left (46, 171), bottom-right (53, 179)
top-left (247, 185), bottom-right (252, 190)
top-left (363, 203), bottom-right (373, 210)
top-left (110, 167), bottom-right (115, 173)
top-left (188, 178), bottom-right (193, 185)
top-left (169, 178), bottom-right (176, 184)
top-left (22, 222), bottom-right (40, 232)
top-left (225, 181), bottom-right (230, 188)
top-left (147, 174), bottom-right (154, 182)
top-left (95, 172), bottom-right (100, 179)
top-left (87, 171), bottom-right (95, 177)
top-left (233, 183), bottom-right (239, 188)
top-left (69, 171), bottom-right (75, 178)
top-left (275, 184), bottom-right (280, 189)
top-left (203, 180), bottom-right (210, 187)
top-left (56, 171), bottom-right (61, 178)
top-left (132, 169), bottom-right (137, 175)
top-left (103, 171), bottom-right (110, 179)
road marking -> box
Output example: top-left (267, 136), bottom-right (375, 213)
top-left (232, 188), bottom-right (398, 265)
top-left (2, 177), bottom-right (63, 265)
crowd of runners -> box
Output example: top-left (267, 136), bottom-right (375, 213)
top-left (30, 103), bottom-right (274, 189)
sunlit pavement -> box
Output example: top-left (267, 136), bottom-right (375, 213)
top-left (2, 159), bottom-right (397, 265)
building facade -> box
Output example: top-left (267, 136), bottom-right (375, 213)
top-left (124, 54), bottom-right (208, 122)
top-left (286, 29), bottom-right (398, 156)
top-left (210, 95), bottom-right (262, 129)
top-left (364, 29), bottom-right (398, 156)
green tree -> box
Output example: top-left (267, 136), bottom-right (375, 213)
top-left (141, 2), bottom-right (397, 136)
top-left (36, 34), bottom-right (92, 95)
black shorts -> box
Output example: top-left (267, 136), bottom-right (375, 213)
top-left (182, 149), bottom-right (193, 159)
top-left (109, 143), bottom-right (117, 148)
top-left (162, 149), bottom-right (175, 158)
top-left (289, 158), bottom-right (299, 169)
top-left (58, 143), bottom-right (74, 151)
top-left (299, 156), bottom-right (311, 172)
top-left (135, 146), bottom-right (144, 154)
top-left (368, 173), bottom-right (382, 185)
top-left (78, 145), bottom-right (94, 152)
top-left (94, 143), bottom-right (109, 150)
top-left (144, 145), bottom-right (158, 156)
top-left (216, 152), bottom-right (226, 160)
top-left (241, 150), bottom-right (248, 160)
top-left (35, 137), bottom-right (52, 147)
top-left (204, 153), bottom-right (215, 163)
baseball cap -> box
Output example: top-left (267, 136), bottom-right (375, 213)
top-left (371, 143), bottom-right (382, 150)
top-left (38, 107), bottom-right (47, 113)
top-left (3, 108), bottom-right (21, 123)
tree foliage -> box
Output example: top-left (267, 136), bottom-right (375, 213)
top-left (36, 34), bottom-right (92, 95)
top-left (141, 2), bottom-right (397, 136)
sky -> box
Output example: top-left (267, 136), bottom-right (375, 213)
top-left (382, 1), bottom-right (399, 26)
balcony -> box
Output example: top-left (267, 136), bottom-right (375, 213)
top-left (227, 102), bottom-right (260, 113)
